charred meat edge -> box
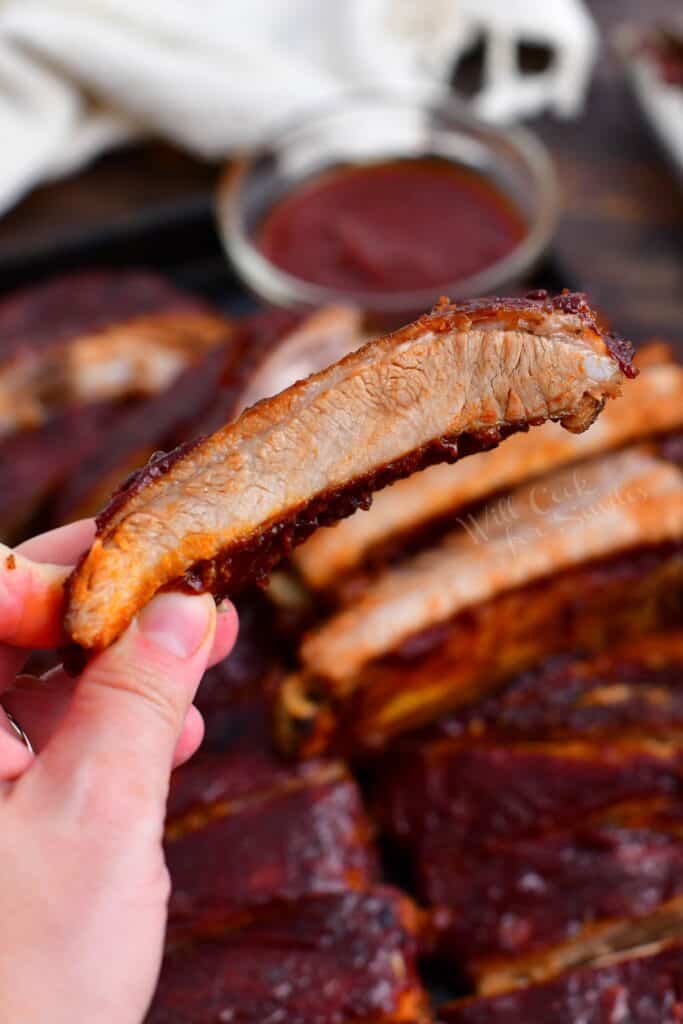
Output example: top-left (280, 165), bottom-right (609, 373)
top-left (64, 292), bottom-right (632, 651)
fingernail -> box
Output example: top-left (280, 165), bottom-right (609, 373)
top-left (138, 593), bottom-right (212, 659)
top-left (217, 599), bottom-right (233, 615)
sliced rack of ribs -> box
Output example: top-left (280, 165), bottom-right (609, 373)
top-left (293, 342), bottom-right (683, 593)
top-left (0, 270), bottom-right (232, 438)
top-left (441, 939), bottom-right (683, 1022)
top-left (146, 888), bottom-right (431, 1023)
top-left (278, 448), bottom-right (683, 754)
top-left (64, 291), bottom-right (633, 652)
top-left (375, 628), bottom-right (683, 1002)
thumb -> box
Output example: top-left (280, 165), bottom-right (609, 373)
top-left (32, 592), bottom-right (215, 822)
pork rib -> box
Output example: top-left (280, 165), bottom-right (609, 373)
top-left (64, 291), bottom-right (632, 650)
top-left (0, 270), bottom-right (231, 438)
top-left (293, 348), bottom-right (683, 591)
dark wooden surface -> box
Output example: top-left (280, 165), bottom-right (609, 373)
top-left (538, 0), bottom-right (683, 351)
top-left (0, 0), bottom-right (680, 353)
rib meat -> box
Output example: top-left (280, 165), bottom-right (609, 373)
top-left (165, 760), bottom-right (378, 943)
top-left (0, 401), bottom-right (118, 541)
top-left (279, 450), bottom-right (683, 753)
top-left (146, 888), bottom-right (430, 1024)
top-left (0, 270), bottom-right (231, 438)
top-left (427, 801), bottom-right (683, 990)
top-left (438, 631), bottom-right (683, 744)
top-left (376, 736), bottom-right (683, 849)
top-left (63, 291), bottom-right (632, 650)
top-left (293, 346), bottom-right (683, 591)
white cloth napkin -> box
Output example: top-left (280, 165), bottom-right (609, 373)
top-left (0, 0), bottom-right (597, 215)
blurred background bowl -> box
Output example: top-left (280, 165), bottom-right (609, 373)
top-left (216, 94), bottom-right (559, 324)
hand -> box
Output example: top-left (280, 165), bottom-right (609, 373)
top-left (0, 521), bottom-right (238, 1024)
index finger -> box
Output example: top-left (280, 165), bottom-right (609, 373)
top-left (0, 520), bottom-right (95, 649)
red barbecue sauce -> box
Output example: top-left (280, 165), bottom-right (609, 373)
top-left (257, 159), bottom-right (526, 294)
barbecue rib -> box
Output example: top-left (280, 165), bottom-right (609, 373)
top-left (372, 627), bottom-right (683, 999)
top-left (439, 630), bottom-right (683, 743)
top-left (377, 736), bottom-right (683, 849)
top-left (293, 345), bottom-right (683, 591)
top-left (0, 270), bottom-right (231, 438)
top-left (165, 760), bottom-right (377, 943)
top-left (377, 738), bottom-right (683, 994)
top-left (428, 801), bottom-right (683, 990)
top-left (64, 291), bottom-right (632, 651)
top-left (147, 888), bottom-right (430, 1023)
top-left (441, 939), bottom-right (683, 1022)
top-left (279, 450), bottom-right (683, 753)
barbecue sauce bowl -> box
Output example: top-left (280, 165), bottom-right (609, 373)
top-left (217, 95), bottom-right (558, 326)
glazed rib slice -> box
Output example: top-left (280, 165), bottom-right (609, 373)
top-left (64, 291), bottom-right (631, 650)
top-left (441, 939), bottom-right (683, 1022)
top-left (147, 888), bottom-right (430, 1023)
top-left (440, 630), bottom-right (683, 744)
top-left (165, 759), bottom-right (378, 944)
top-left (280, 450), bottom-right (683, 753)
top-left (377, 732), bottom-right (683, 995)
top-left (293, 345), bottom-right (683, 591)
top-left (426, 801), bottom-right (683, 991)
top-left (376, 736), bottom-right (683, 849)
top-left (0, 270), bottom-right (232, 437)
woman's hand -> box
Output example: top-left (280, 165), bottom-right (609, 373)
top-left (0, 521), bottom-right (238, 1024)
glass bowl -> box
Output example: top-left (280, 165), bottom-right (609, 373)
top-left (216, 94), bottom-right (559, 323)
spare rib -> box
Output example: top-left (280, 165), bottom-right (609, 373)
top-left (64, 291), bottom-right (632, 650)
top-left (298, 450), bottom-right (682, 686)
top-left (0, 270), bottom-right (231, 438)
top-left (293, 347), bottom-right (683, 590)
top-left (276, 450), bottom-right (683, 754)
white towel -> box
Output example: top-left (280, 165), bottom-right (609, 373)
top-left (0, 0), bottom-right (597, 215)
